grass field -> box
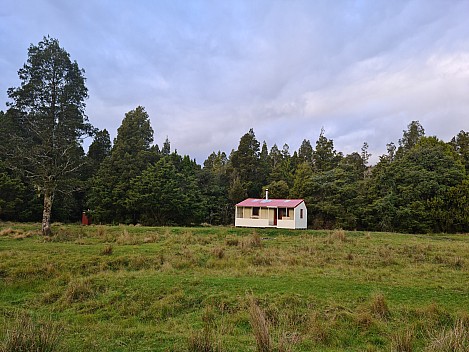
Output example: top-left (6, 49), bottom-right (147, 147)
top-left (0, 223), bottom-right (468, 351)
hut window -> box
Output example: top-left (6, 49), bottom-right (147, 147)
top-left (300, 209), bottom-right (303, 219)
top-left (252, 207), bottom-right (260, 216)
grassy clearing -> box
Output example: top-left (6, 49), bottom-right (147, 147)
top-left (0, 223), bottom-right (468, 351)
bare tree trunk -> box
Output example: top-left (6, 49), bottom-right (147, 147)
top-left (42, 189), bottom-right (53, 236)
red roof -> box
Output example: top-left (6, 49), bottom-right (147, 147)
top-left (236, 198), bottom-right (305, 208)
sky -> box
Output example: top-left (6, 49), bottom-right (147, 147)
top-left (1, 0), bottom-right (469, 164)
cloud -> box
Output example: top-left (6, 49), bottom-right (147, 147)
top-left (1, 0), bottom-right (469, 164)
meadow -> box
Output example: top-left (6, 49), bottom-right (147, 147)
top-left (0, 223), bottom-right (468, 351)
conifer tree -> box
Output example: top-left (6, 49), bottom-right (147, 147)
top-left (6, 36), bottom-right (90, 235)
top-left (87, 106), bottom-right (157, 223)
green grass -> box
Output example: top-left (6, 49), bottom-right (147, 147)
top-left (0, 223), bottom-right (468, 351)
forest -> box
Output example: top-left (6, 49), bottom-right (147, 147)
top-left (1, 37), bottom-right (469, 234)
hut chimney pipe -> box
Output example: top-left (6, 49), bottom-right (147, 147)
top-left (265, 188), bottom-right (269, 200)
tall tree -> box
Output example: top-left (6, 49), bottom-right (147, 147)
top-left (162, 136), bottom-right (171, 155)
top-left (129, 154), bottom-right (204, 225)
top-left (87, 129), bottom-right (111, 168)
top-left (450, 130), bottom-right (469, 172)
top-left (230, 128), bottom-right (261, 197)
top-left (298, 139), bottom-right (313, 164)
top-left (6, 36), bottom-right (90, 235)
top-left (87, 106), bottom-right (157, 223)
top-left (312, 128), bottom-right (342, 172)
top-left (201, 151), bottom-right (230, 224)
top-left (398, 120), bottom-right (425, 154)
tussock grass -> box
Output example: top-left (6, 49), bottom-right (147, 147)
top-left (369, 293), bottom-right (390, 319)
top-left (0, 227), bottom-right (30, 238)
top-left (241, 231), bottom-right (263, 249)
top-left (100, 244), bottom-right (113, 255)
top-left (425, 319), bottom-right (469, 351)
top-left (0, 311), bottom-right (62, 352)
top-left (249, 296), bottom-right (272, 352)
top-left (391, 328), bottom-right (414, 352)
top-left (212, 246), bottom-right (225, 259)
top-left (61, 277), bottom-right (102, 304)
top-left (0, 227), bottom-right (15, 236)
top-left (187, 329), bottom-right (222, 352)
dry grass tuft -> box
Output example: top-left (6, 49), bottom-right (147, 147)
top-left (62, 277), bottom-right (100, 304)
top-left (187, 329), bottom-right (222, 352)
top-left (100, 244), bottom-right (113, 255)
top-left (307, 312), bottom-right (329, 344)
top-left (391, 328), bottom-right (414, 352)
top-left (212, 246), bottom-right (225, 259)
top-left (241, 232), bottom-right (263, 250)
top-left (333, 229), bottom-right (347, 242)
top-left (0, 311), bottom-right (62, 352)
top-left (96, 225), bottom-right (106, 237)
top-left (225, 237), bottom-right (239, 246)
top-left (451, 256), bottom-right (464, 270)
top-left (325, 229), bottom-right (347, 244)
top-left (143, 234), bottom-right (159, 243)
top-left (117, 229), bottom-right (140, 245)
top-left (13, 232), bottom-right (34, 240)
top-left (370, 293), bottom-right (390, 319)
top-left (0, 227), bottom-right (15, 236)
top-left (0, 228), bottom-right (25, 237)
top-left (425, 319), bottom-right (469, 352)
top-left (248, 296), bottom-right (272, 352)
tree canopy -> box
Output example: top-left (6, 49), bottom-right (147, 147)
top-left (4, 36), bottom-right (90, 235)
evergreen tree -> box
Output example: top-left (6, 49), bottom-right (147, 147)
top-left (259, 141), bottom-right (271, 188)
top-left (87, 106), bottom-right (157, 223)
top-left (298, 139), bottom-right (313, 164)
top-left (228, 175), bottom-right (247, 205)
top-left (162, 136), bottom-right (171, 155)
top-left (129, 154), bottom-right (203, 225)
top-left (262, 180), bottom-right (289, 199)
top-left (450, 130), bottom-right (469, 172)
top-left (397, 120), bottom-right (425, 155)
top-left (312, 128), bottom-right (342, 172)
top-left (201, 151), bottom-right (231, 224)
top-left (366, 136), bottom-right (465, 232)
top-left (87, 129), bottom-right (111, 169)
top-left (5, 36), bottom-right (90, 235)
top-left (230, 128), bottom-right (261, 197)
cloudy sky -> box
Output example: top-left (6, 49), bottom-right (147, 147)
top-left (1, 0), bottom-right (469, 163)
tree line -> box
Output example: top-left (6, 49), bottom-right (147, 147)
top-left (1, 37), bottom-right (469, 233)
